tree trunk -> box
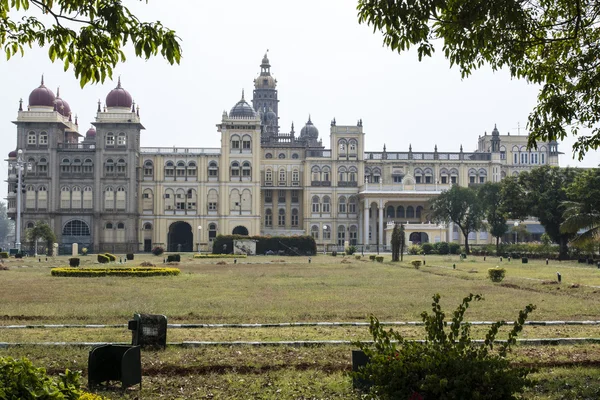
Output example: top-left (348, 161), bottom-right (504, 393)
top-left (558, 236), bottom-right (569, 260)
top-left (496, 236), bottom-right (500, 256)
top-left (463, 232), bottom-right (470, 254)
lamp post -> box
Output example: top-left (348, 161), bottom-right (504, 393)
top-left (514, 221), bottom-right (519, 244)
top-left (10, 150), bottom-right (26, 252)
top-left (197, 225), bottom-right (202, 253)
top-left (323, 225), bottom-right (328, 254)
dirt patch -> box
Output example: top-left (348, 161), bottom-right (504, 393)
top-left (216, 261), bottom-right (227, 265)
top-left (541, 280), bottom-right (559, 285)
top-left (139, 261), bottom-right (155, 267)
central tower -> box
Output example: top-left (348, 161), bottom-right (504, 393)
top-left (252, 52), bottom-right (279, 138)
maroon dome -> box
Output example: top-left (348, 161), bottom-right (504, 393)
top-left (86, 126), bottom-right (96, 137)
top-left (105, 78), bottom-right (132, 108)
top-left (8, 150), bottom-right (17, 158)
top-left (54, 88), bottom-right (71, 116)
top-left (29, 76), bottom-right (56, 108)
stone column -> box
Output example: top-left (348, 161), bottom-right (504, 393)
top-left (378, 200), bottom-right (384, 251)
top-left (364, 198), bottom-right (369, 248)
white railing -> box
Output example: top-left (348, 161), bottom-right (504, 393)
top-left (141, 147), bottom-right (221, 155)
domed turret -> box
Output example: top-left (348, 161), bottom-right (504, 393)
top-left (8, 150), bottom-right (17, 158)
top-left (229, 90), bottom-right (256, 118)
top-left (254, 51), bottom-right (277, 89)
top-left (492, 124), bottom-right (500, 136)
top-left (54, 87), bottom-right (71, 117)
top-left (105, 77), bottom-right (133, 109)
top-left (300, 116), bottom-right (319, 138)
top-left (85, 126), bottom-right (96, 138)
top-left (28, 76), bottom-right (56, 108)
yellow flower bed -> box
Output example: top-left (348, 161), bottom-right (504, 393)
top-left (193, 254), bottom-right (247, 259)
top-left (51, 267), bottom-right (180, 277)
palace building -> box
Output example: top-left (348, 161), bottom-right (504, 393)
top-left (5, 54), bottom-right (560, 254)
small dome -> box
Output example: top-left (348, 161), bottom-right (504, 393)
top-left (29, 77), bottom-right (56, 108)
top-left (492, 124), bottom-right (500, 136)
top-left (54, 88), bottom-right (71, 116)
top-left (8, 150), bottom-right (17, 158)
top-left (254, 74), bottom-right (276, 89)
top-left (86, 126), bottom-right (96, 137)
top-left (229, 91), bottom-right (256, 118)
top-left (262, 53), bottom-right (269, 66)
top-left (300, 116), bottom-right (319, 138)
top-left (106, 78), bottom-right (133, 108)
top-left (265, 108), bottom-right (277, 123)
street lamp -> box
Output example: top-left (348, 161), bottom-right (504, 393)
top-left (10, 150), bottom-right (26, 252)
top-left (197, 226), bottom-right (202, 252)
top-left (323, 225), bottom-right (328, 254)
top-left (514, 221), bottom-right (519, 244)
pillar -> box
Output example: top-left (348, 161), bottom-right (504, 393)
top-left (378, 199), bottom-right (384, 251)
top-left (363, 198), bottom-right (369, 247)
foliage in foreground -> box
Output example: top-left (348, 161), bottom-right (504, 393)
top-left (51, 267), bottom-right (180, 277)
top-left (0, 356), bottom-right (105, 399)
top-left (354, 294), bottom-right (536, 399)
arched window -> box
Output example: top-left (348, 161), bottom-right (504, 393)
top-left (406, 206), bottom-right (415, 218)
top-left (266, 168), bottom-right (273, 182)
top-left (241, 189), bottom-right (252, 212)
top-left (323, 224), bottom-right (331, 240)
top-left (424, 168), bottom-right (433, 184)
top-left (164, 188), bottom-right (175, 210)
top-left (71, 158), bottom-right (82, 174)
top-left (338, 139), bottom-right (347, 154)
top-left (104, 158), bottom-right (114, 175)
top-left (143, 189), bottom-right (153, 211)
top-left (83, 158), bottom-right (93, 174)
top-left (265, 208), bottom-right (272, 227)
top-left (279, 168), bottom-right (286, 184)
top-left (176, 161), bottom-right (186, 177)
top-left (105, 222), bottom-right (113, 229)
top-left (242, 161), bottom-right (251, 177)
top-left (165, 161), bottom-right (174, 177)
top-left (416, 206), bottom-right (423, 219)
top-left (322, 166), bottom-right (331, 182)
top-left (208, 223), bottom-right (218, 241)
top-left (414, 168), bottom-right (423, 184)
top-left (338, 166), bottom-right (347, 182)
top-left (322, 196), bottom-right (331, 213)
top-left (71, 186), bottom-right (82, 209)
top-left (187, 161), bottom-right (197, 177)
top-left (39, 132), bottom-right (48, 145)
top-left (338, 196), bottom-right (347, 213)
top-left (292, 169), bottom-right (299, 183)
top-left (83, 187), bottom-right (93, 209)
top-left (242, 135), bottom-right (251, 150)
top-left (106, 133), bottom-right (115, 146)
top-left (208, 161), bottom-right (218, 178)
top-left (387, 205), bottom-right (395, 218)
top-left (27, 222), bottom-right (34, 229)
top-left (311, 166), bottom-right (320, 181)
top-left (469, 168), bottom-right (477, 184)
top-left (278, 208), bottom-right (286, 226)
top-left (372, 168), bottom-right (381, 183)
top-left (117, 133), bottom-right (126, 146)
top-left (349, 139), bottom-right (357, 153)
top-left (397, 206), bottom-right (405, 218)
top-left (450, 168), bottom-right (458, 184)
top-left (144, 160), bottom-right (154, 177)
top-left (365, 167), bottom-right (372, 183)
top-left (28, 131), bottom-right (36, 145)
top-left (116, 158), bottom-right (126, 175)
top-left (348, 196), bottom-right (357, 213)
top-left (38, 157), bottom-right (48, 174)
top-left (176, 188), bottom-right (187, 210)
top-left (187, 189), bottom-right (197, 210)
top-left (230, 134), bottom-right (240, 150)
top-left (348, 167), bottom-right (357, 183)
top-left (349, 225), bottom-right (358, 245)
top-left (116, 187), bottom-right (126, 210)
top-left (61, 186), bottom-right (71, 209)
top-left (311, 225), bottom-right (319, 239)
top-left (143, 223), bottom-right (153, 230)
top-left (207, 189), bottom-right (218, 212)
top-left (61, 158), bottom-right (71, 174)
top-left (291, 209), bottom-right (299, 227)
top-left (337, 225), bottom-right (346, 245)
top-left (38, 186), bottom-right (48, 209)
top-left (439, 168), bottom-right (449, 184)
top-left (63, 220), bottom-right (91, 236)
top-left (26, 186), bottom-right (36, 209)
top-left (230, 161), bottom-right (240, 177)
top-left (312, 195), bottom-right (320, 213)
top-left (478, 168), bottom-right (488, 183)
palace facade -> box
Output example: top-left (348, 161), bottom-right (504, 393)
top-left (5, 54), bottom-right (560, 254)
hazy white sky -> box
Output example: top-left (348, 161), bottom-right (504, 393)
top-left (1, 0), bottom-right (598, 201)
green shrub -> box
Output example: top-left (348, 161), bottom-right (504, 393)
top-left (104, 253), bottom-right (116, 262)
top-left (375, 256), bottom-right (384, 263)
top-left (69, 258), bottom-right (80, 267)
top-left (51, 267), bottom-right (180, 277)
top-left (355, 255), bottom-right (361, 260)
top-left (0, 356), bottom-right (83, 399)
top-left (81, 247), bottom-right (88, 256)
top-left (97, 254), bottom-right (109, 264)
top-left (488, 267), bottom-right (506, 282)
top-left (369, 255), bottom-right (376, 261)
top-left (411, 259), bottom-right (422, 269)
top-left (126, 253), bottom-right (134, 261)
top-left (353, 294), bottom-right (536, 399)
top-left (433, 242), bottom-right (450, 255)
top-left (213, 234), bottom-right (317, 255)
top-left (449, 242), bottom-right (461, 254)
top-left (421, 243), bottom-right (433, 254)
top-left (407, 244), bottom-right (422, 255)
top-left (460, 253), bottom-right (467, 259)
top-left (152, 246), bottom-right (165, 256)
top-left (331, 251), bottom-right (337, 257)
top-left (167, 254), bottom-right (181, 262)
top-left (346, 245), bottom-right (357, 255)
top-left (0, 252), bottom-right (8, 259)
top-left (522, 257), bottom-right (528, 264)
top-left (15, 253), bottom-right (23, 259)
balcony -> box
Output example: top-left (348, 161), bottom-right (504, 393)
top-left (337, 181), bottom-right (358, 187)
top-left (306, 150), bottom-right (331, 158)
top-left (57, 143), bottom-right (96, 151)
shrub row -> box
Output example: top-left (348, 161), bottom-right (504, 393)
top-left (167, 254), bottom-right (181, 262)
top-left (0, 252), bottom-right (8, 259)
top-left (212, 235), bottom-right (316, 255)
top-left (408, 242), bottom-right (461, 255)
top-left (51, 267), bottom-right (180, 277)
top-left (193, 254), bottom-right (247, 259)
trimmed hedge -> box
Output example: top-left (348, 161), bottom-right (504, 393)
top-left (126, 253), bottom-right (134, 260)
top-left (411, 260), bottom-right (422, 268)
top-left (0, 252), bottom-right (8, 259)
top-left (104, 253), bottom-right (116, 262)
top-left (51, 267), bottom-right (180, 277)
top-left (69, 258), bottom-right (80, 267)
top-left (193, 254), bottom-right (247, 259)
top-left (488, 267), bottom-right (506, 282)
top-left (97, 254), bottom-right (109, 264)
top-left (369, 255), bottom-right (376, 261)
top-left (212, 235), bottom-right (316, 256)
top-left (167, 254), bottom-right (181, 262)
top-left (376, 256), bottom-right (384, 263)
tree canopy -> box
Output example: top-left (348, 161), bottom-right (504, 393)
top-left (357, 0), bottom-right (600, 159)
top-left (1, 0), bottom-right (182, 87)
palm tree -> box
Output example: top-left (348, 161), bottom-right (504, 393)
top-left (560, 201), bottom-right (600, 247)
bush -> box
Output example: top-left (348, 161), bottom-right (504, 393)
top-left (421, 243), bottom-right (433, 255)
top-left (369, 255), bottom-right (376, 261)
top-left (488, 267), bottom-right (506, 282)
top-left (81, 247), bottom-right (88, 256)
top-left (69, 258), bottom-right (80, 267)
top-left (104, 253), bottom-right (116, 262)
top-left (522, 257), bottom-right (528, 264)
top-left (51, 267), bottom-right (180, 277)
top-left (0, 356), bottom-right (84, 399)
top-left (355, 255), bottom-right (361, 260)
top-left (449, 242), bottom-right (461, 254)
top-left (331, 251), bottom-right (337, 257)
top-left (97, 254), bottom-right (109, 264)
top-left (213, 234), bottom-right (317, 256)
top-left (346, 245), bottom-right (357, 255)
top-left (126, 253), bottom-right (134, 260)
top-left (460, 253), bottom-right (467, 259)
top-left (152, 246), bottom-right (165, 256)
top-left (193, 254), bottom-right (246, 259)
top-left (375, 256), bottom-right (384, 263)
top-left (0, 252), bottom-right (8, 259)
top-left (411, 259), bottom-right (422, 269)
top-left (433, 241), bottom-right (450, 255)
top-left (353, 294), bottom-right (536, 399)
top-left (167, 254), bottom-right (181, 262)
top-left (15, 253), bottom-right (23, 259)
top-left (407, 244), bottom-right (422, 255)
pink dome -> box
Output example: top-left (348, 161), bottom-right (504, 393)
top-left (29, 77), bottom-right (56, 108)
top-left (105, 78), bottom-right (132, 108)
top-left (54, 87), bottom-right (71, 116)
top-left (8, 150), bottom-right (17, 158)
top-left (86, 126), bottom-right (96, 137)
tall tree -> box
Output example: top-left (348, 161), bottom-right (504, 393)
top-left (357, 0), bottom-right (600, 159)
top-left (430, 185), bottom-right (484, 254)
top-left (561, 169), bottom-right (600, 247)
top-left (0, 201), bottom-right (13, 249)
top-left (478, 182), bottom-right (508, 254)
top-left (518, 166), bottom-right (578, 258)
top-left (499, 176), bottom-right (529, 222)
top-left (391, 223), bottom-right (400, 262)
top-left (1, 0), bottom-right (182, 86)
top-left (26, 221), bottom-right (56, 255)
top-left (399, 223), bottom-right (405, 261)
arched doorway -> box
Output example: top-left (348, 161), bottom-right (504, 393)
top-left (168, 222), bottom-right (193, 252)
top-left (409, 232), bottom-right (429, 244)
top-left (232, 225), bottom-right (249, 236)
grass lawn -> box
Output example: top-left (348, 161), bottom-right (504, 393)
top-left (1, 253), bottom-right (600, 398)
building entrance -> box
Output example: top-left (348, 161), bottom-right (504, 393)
top-left (232, 225), bottom-right (249, 236)
top-left (168, 222), bottom-right (193, 252)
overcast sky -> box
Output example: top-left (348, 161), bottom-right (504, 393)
top-left (1, 0), bottom-right (598, 201)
